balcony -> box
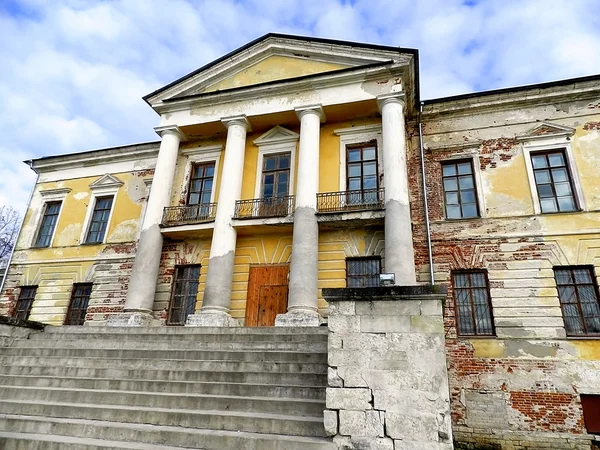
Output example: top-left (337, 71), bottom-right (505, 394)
top-left (316, 188), bottom-right (385, 213)
top-left (162, 203), bottom-right (217, 227)
top-left (234, 196), bottom-right (295, 219)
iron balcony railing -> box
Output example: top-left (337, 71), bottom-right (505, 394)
top-left (234, 196), bottom-right (295, 219)
top-left (162, 203), bottom-right (217, 227)
top-left (316, 188), bottom-right (385, 213)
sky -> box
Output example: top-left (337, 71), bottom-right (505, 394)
top-left (1, 0), bottom-right (600, 217)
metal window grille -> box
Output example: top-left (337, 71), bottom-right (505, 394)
top-left (15, 286), bottom-right (37, 321)
top-left (167, 265), bottom-right (201, 326)
top-left (65, 283), bottom-right (93, 325)
top-left (452, 271), bottom-right (495, 336)
top-left (35, 201), bottom-right (62, 247)
top-left (442, 160), bottom-right (479, 219)
top-left (554, 266), bottom-right (600, 336)
top-left (346, 257), bottom-right (381, 288)
top-left (531, 150), bottom-right (577, 213)
top-left (85, 196), bottom-right (113, 244)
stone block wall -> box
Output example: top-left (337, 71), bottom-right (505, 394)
top-left (323, 286), bottom-right (454, 450)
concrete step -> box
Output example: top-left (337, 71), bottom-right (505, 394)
top-left (0, 365), bottom-right (327, 385)
top-left (10, 338), bottom-right (328, 352)
top-left (0, 400), bottom-right (327, 437)
top-left (0, 431), bottom-right (195, 449)
top-left (0, 386), bottom-right (325, 416)
top-left (0, 414), bottom-right (336, 449)
top-left (0, 356), bottom-right (327, 373)
top-left (0, 375), bottom-right (326, 399)
top-left (0, 347), bottom-right (327, 363)
top-left (40, 326), bottom-right (328, 335)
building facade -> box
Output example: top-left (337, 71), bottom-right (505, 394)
top-left (1, 34), bottom-right (600, 448)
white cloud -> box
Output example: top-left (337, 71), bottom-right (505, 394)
top-left (1, 0), bottom-right (599, 218)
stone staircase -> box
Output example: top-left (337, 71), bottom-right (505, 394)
top-left (0, 325), bottom-right (335, 449)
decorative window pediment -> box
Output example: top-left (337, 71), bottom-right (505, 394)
top-left (517, 122), bottom-right (575, 142)
top-left (253, 126), bottom-right (299, 146)
top-left (89, 174), bottom-right (124, 191)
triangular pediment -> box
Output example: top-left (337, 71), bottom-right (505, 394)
top-left (90, 174), bottom-right (124, 191)
top-left (145, 34), bottom-right (413, 106)
top-left (254, 126), bottom-right (299, 146)
top-left (517, 122), bottom-right (575, 141)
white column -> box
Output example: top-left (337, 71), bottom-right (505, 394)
top-left (108, 126), bottom-right (185, 326)
top-left (187, 115), bottom-right (251, 327)
top-left (377, 93), bottom-right (417, 285)
top-left (276, 105), bottom-right (325, 327)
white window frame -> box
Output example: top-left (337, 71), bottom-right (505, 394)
top-left (80, 175), bottom-right (123, 245)
top-left (31, 188), bottom-right (71, 248)
top-left (440, 150), bottom-right (487, 219)
top-left (334, 124), bottom-right (383, 192)
top-left (520, 136), bottom-right (585, 214)
top-left (181, 144), bottom-right (222, 205)
top-left (253, 126), bottom-right (299, 199)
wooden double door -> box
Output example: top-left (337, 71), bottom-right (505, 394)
top-left (245, 264), bottom-right (289, 327)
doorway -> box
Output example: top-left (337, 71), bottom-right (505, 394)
top-left (167, 265), bottom-right (201, 325)
top-left (245, 264), bottom-right (289, 326)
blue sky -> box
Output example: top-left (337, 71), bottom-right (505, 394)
top-left (1, 0), bottom-right (600, 215)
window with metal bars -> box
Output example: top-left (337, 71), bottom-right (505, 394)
top-left (187, 162), bottom-right (215, 205)
top-left (85, 196), bottom-right (113, 244)
top-left (531, 150), bottom-right (578, 213)
top-left (64, 283), bottom-right (93, 325)
top-left (346, 257), bottom-right (381, 288)
top-left (554, 266), bottom-right (600, 336)
top-left (167, 265), bottom-right (201, 326)
top-left (15, 286), bottom-right (37, 321)
top-left (452, 271), bottom-right (495, 336)
top-left (34, 201), bottom-right (61, 247)
top-left (441, 160), bottom-right (479, 219)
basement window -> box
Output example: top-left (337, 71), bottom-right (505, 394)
top-left (581, 394), bottom-right (600, 434)
top-left (65, 283), bottom-right (93, 326)
top-left (346, 257), bottom-right (381, 288)
top-left (452, 271), bottom-right (495, 336)
top-left (554, 266), bottom-right (600, 336)
top-left (15, 286), bottom-right (37, 321)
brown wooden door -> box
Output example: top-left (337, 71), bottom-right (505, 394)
top-left (245, 264), bottom-right (289, 327)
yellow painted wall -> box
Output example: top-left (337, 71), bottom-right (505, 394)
top-left (204, 55), bottom-right (349, 93)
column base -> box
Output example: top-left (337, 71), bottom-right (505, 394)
top-left (106, 311), bottom-right (161, 327)
top-left (275, 309), bottom-right (322, 327)
top-left (186, 310), bottom-right (238, 327)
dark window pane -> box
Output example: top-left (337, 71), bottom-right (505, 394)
top-left (15, 286), bottom-right (37, 321)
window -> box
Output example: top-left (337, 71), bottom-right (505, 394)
top-left (452, 271), bottom-right (495, 336)
top-left (554, 266), bottom-right (600, 336)
top-left (262, 153), bottom-right (291, 199)
top-left (34, 201), bottom-right (61, 247)
top-left (581, 395), bottom-right (600, 433)
top-left (167, 265), bottom-right (201, 326)
top-left (188, 162), bottom-right (215, 205)
top-left (85, 196), bottom-right (113, 244)
top-left (346, 257), bottom-right (381, 288)
top-left (347, 143), bottom-right (378, 198)
top-left (531, 150), bottom-right (577, 213)
top-left (64, 283), bottom-right (93, 325)
top-left (442, 160), bottom-right (479, 219)
top-left (15, 286), bottom-right (37, 321)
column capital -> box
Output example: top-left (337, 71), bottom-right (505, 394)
top-left (154, 125), bottom-right (187, 141)
top-left (221, 115), bottom-right (252, 131)
top-left (377, 92), bottom-right (406, 111)
top-left (295, 104), bottom-right (326, 122)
